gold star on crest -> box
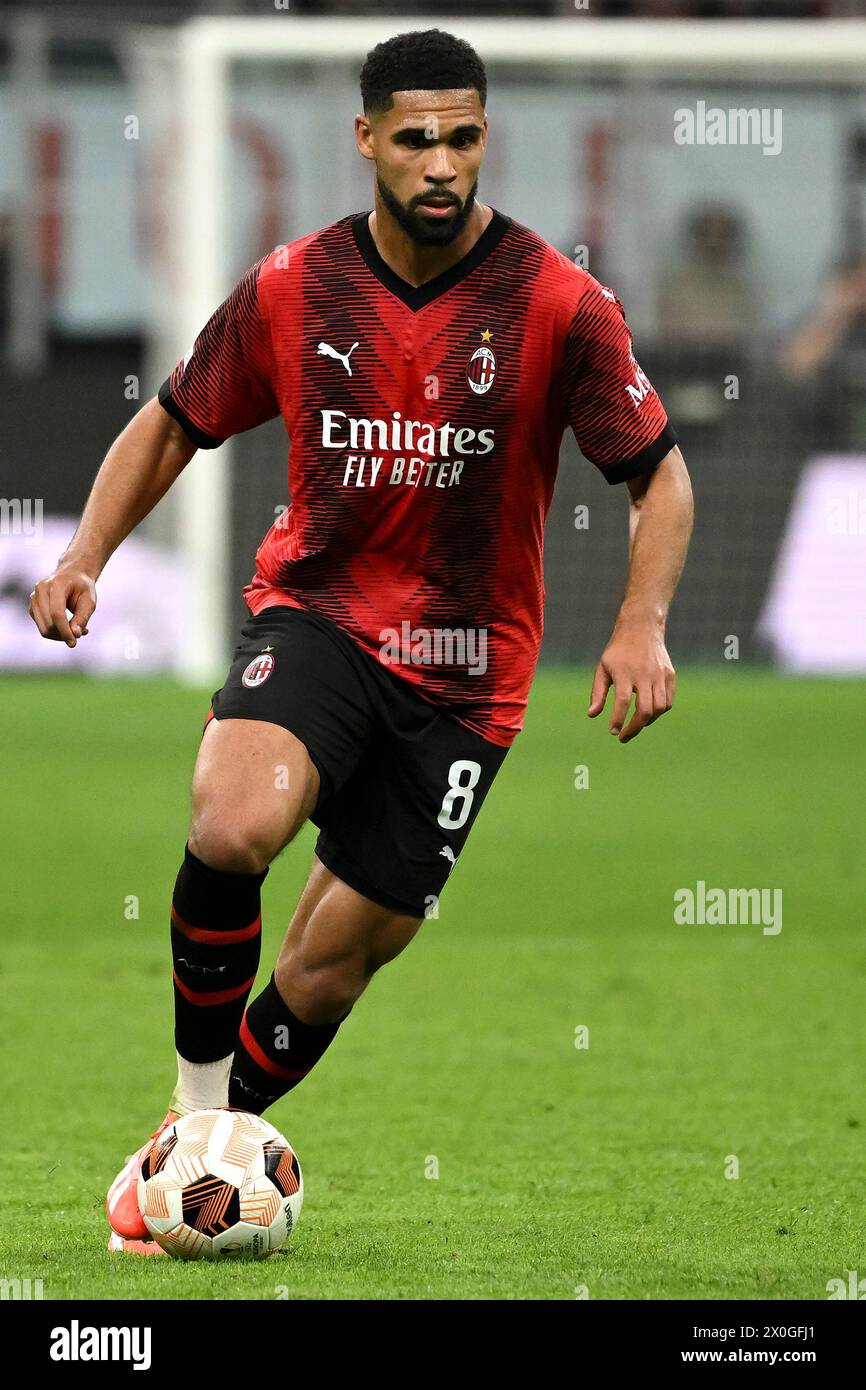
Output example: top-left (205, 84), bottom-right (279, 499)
top-left (261, 645), bottom-right (274, 653)
top-left (480, 329), bottom-right (493, 342)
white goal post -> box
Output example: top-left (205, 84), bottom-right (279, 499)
top-left (141, 15), bottom-right (866, 683)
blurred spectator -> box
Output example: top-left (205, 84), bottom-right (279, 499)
top-left (778, 253), bottom-right (866, 452)
top-left (659, 203), bottom-right (758, 351)
top-left (653, 203), bottom-right (759, 428)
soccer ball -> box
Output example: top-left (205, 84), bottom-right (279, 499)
top-left (137, 1109), bottom-right (303, 1259)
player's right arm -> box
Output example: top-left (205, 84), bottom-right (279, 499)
top-left (30, 254), bottom-right (279, 649)
top-left (29, 398), bottom-right (197, 646)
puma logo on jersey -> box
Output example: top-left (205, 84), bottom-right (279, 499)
top-left (439, 846), bottom-right (457, 873)
top-left (317, 341), bottom-right (359, 376)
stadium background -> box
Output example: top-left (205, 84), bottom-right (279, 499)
top-left (3, 0), bottom-right (865, 668)
top-left (2, 0), bottom-right (864, 1304)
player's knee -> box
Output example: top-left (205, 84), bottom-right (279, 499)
top-left (188, 820), bottom-right (277, 876)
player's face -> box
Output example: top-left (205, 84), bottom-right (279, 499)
top-left (357, 89), bottom-right (488, 246)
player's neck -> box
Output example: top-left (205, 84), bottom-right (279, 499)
top-left (367, 201), bottom-right (494, 290)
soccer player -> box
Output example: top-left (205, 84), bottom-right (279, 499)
top-left (29, 29), bottom-right (693, 1253)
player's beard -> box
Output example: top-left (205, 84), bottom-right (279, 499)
top-left (376, 175), bottom-right (479, 247)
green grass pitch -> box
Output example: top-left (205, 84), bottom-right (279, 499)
top-left (1, 668), bottom-right (862, 1301)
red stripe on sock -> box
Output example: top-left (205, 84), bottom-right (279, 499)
top-left (171, 906), bottom-right (261, 946)
top-left (172, 971), bottom-right (257, 1007)
top-left (238, 1014), bottom-right (309, 1082)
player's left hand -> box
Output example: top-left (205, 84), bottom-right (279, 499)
top-left (587, 625), bottom-right (676, 743)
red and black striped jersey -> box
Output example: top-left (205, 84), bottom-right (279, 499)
top-left (159, 209), bottom-right (675, 746)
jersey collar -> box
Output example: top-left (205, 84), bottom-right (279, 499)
top-left (352, 207), bottom-right (511, 311)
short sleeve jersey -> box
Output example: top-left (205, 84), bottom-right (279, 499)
top-left (159, 210), bottom-right (676, 746)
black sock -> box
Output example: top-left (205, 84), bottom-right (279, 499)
top-left (171, 845), bottom-right (267, 1064)
top-left (228, 974), bottom-right (347, 1114)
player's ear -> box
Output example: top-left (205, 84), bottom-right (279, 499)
top-left (354, 113), bottom-right (375, 161)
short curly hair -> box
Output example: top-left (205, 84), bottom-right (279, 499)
top-left (360, 29), bottom-right (487, 115)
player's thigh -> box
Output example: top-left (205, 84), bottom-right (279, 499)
top-left (189, 717), bottom-right (319, 871)
top-left (313, 709), bottom-right (509, 921)
top-left (189, 605), bottom-right (375, 872)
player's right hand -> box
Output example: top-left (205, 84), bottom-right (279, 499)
top-left (28, 567), bottom-right (97, 647)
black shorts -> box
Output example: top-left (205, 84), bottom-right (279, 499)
top-left (209, 606), bottom-right (510, 918)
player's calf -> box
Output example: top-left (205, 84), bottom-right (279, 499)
top-left (170, 716), bottom-right (322, 1116)
top-left (274, 868), bottom-right (423, 1022)
top-left (227, 860), bottom-right (422, 1114)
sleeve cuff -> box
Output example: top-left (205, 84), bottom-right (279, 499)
top-left (600, 422), bottom-right (678, 485)
top-left (158, 378), bottom-right (225, 450)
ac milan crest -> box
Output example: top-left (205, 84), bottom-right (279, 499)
top-left (467, 344), bottom-right (496, 395)
top-left (242, 652), bottom-right (275, 688)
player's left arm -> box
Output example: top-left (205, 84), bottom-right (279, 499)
top-left (588, 444), bottom-right (693, 743)
top-left (558, 277), bottom-right (693, 743)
